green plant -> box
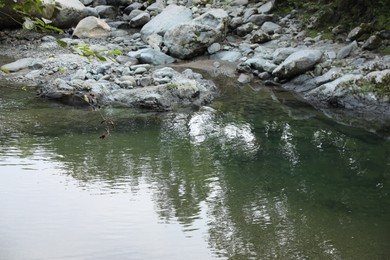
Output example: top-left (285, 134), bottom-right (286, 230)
top-left (166, 83), bottom-right (178, 91)
top-left (0, 0), bottom-right (63, 33)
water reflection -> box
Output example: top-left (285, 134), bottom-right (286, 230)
top-left (0, 83), bottom-right (389, 259)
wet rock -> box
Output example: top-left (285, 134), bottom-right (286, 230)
top-left (244, 57), bottom-right (276, 73)
top-left (73, 16), bottom-right (111, 38)
top-left (208, 43), bottom-right (221, 54)
top-left (272, 49), bottom-right (323, 78)
top-left (123, 2), bottom-right (143, 15)
top-left (237, 73), bottom-right (253, 83)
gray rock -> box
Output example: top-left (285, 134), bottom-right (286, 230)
top-left (362, 35), bottom-right (382, 50)
top-left (210, 51), bottom-right (242, 62)
top-left (146, 34), bottom-right (163, 51)
top-left (245, 14), bottom-right (273, 26)
top-left (261, 21), bottom-right (281, 34)
top-left (127, 48), bottom-right (176, 65)
top-left (164, 9), bottom-right (229, 59)
top-left (258, 1), bottom-right (275, 13)
top-left (73, 16), bottom-right (111, 38)
top-left (95, 5), bottom-right (117, 19)
top-left (272, 49), bottom-right (323, 78)
top-left (146, 2), bottom-right (164, 14)
top-left (250, 29), bottom-right (271, 44)
top-left (272, 47), bottom-right (297, 64)
top-left (49, 0), bottom-right (90, 28)
top-left (347, 26), bottom-right (365, 41)
top-left (207, 43), bottom-right (221, 54)
top-left (245, 57), bottom-right (276, 73)
top-left (236, 22), bottom-right (255, 37)
top-left (336, 41), bottom-right (358, 59)
top-left (72, 68), bottom-right (87, 80)
top-left (123, 2), bottom-right (143, 15)
top-left (84, 7), bottom-right (99, 17)
top-left (79, 0), bottom-right (93, 5)
top-left (128, 9), bottom-right (145, 21)
top-left (237, 73), bottom-right (253, 84)
top-left (130, 12), bottom-right (151, 28)
top-left (230, 17), bottom-right (244, 30)
top-left (140, 5), bottom-right (192, 42)
top-left (1, 58), bottom-right (36, 72)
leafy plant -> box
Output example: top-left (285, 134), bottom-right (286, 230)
top-left (0, 0), bottom-right (63, 33)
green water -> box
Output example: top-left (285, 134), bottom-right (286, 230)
top-left (0, 78), bottom-right (389, 259)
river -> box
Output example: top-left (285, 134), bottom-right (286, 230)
top-left (0, 74), bottom-right (389, 259)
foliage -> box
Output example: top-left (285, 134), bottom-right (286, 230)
top-left (0, 0), bottom-right (63, 33)
top-left (57, 40), bottom-right (124, 62)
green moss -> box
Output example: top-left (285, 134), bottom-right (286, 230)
top-left (352, 75), bottom-right (390, 98)
top-left (166, 83), bottom-right (178, 91)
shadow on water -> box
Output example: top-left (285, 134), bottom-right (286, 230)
top-left (0, 74), bottom-right (390, 259)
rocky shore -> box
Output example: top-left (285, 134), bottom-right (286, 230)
top-left (0, 0), bottom-right (389, 120)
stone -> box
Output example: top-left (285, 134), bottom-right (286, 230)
top-left (245, 14), bottom-right (273, 26)
top-left (127, 48), bottom-right (176, 65)
top-left (123, 2), bottom-right (143, 15)
top-left (73, 16), bottom-right (111, 38)
top-left (258, 1), bottom-right (275, 13)
top-left (261, 21), bottom-right (281, 34)
top-left (163, 9), bottom-right (229, 59)
top-left (245, 57), bottom-right (277, 73)
top-left (250, 29), bottom-right (271, 44)
top-left (1, 58), bottom-right (36, 72)
top-left (236, 22), bottom-right (255, 37)
top-left (336, 41), bottom-right (358, 59)
top-left (140, 5), bottom-right (192, 42)
top-left (207, 43), bottom-right (221, 54)
top-left (237, 73), bottom-right (253, 84)
top-left (272, 49), bottom-right (323, 78)
top-left (210, 51), bottom-right (242, 62)
top-left (347, 26), bottom-right (365, 41)
top-left (130, 12), bottom-right (151, 28)
top-left (95, 5), bottom-right (117, 19)
top-left (362, 35), bottom-right (382, 50)
top-left (45, 0), bottom-right (89, 28)
top-left (272, 47), bottom-right (297, 64)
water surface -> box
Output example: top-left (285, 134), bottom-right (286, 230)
top-left (0, 78), bottom-right (389, 259)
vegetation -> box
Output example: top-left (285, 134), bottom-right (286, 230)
top-left (275, 0), bottom-right (390, 32)
top-left (0, 0), bottom-right (63, 33)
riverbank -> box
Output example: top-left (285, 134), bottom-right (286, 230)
top-left (0, 0), bottom-right (389, 123)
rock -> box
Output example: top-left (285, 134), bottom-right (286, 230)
top-left (47, 0), bottom-right (90, 28)
top-left (73, 16), bottom-right (111, 38)
top-left (337, 41), bottom-right (358, 59)
top-left (208, 43), bottom-right (221, 54)
top-left (245, 14), bottom-right (273, 26)
top-left (236, 22), bottom-right (256, 37)
top-left (146, 2), bottom-right (164, 14)
top-left (1, 58), bottom-right (36, 72)
top-left (362, 35), bottom-right (382, 50)
top-left (272, 47), bottom-right (297, 64)
top-left (210, 51), bottom-right (242, 62)
top-left (146, 34), bottom-right (163, 51)
top-left (244, 57), bottom-right (277, 73)
top-left (130, 12), bottom-right (151, 28)
top-left (128, 9), bottom-right (145, 21)
top-left (80, 0), bottom-right (93, 5)
top-left (127, 48), bottom-right (176, 65)
top-left (140, 4), bottom-right (192, 42)
top-left (164, 9), bottom-right (229, 59)
top-left (123, 2), bottom-right (143, 15)
top-left (347, 25), bottom-right (366, 41)
top-left (250, 29), bottom-right (271, 44)
top-left (95, 5), bottom-right (117, 19)
top-left (261, 21), bottom-right (281, 34)
top-left (230, 17), bottom-right (244, 30)
top-left (258, 1), bottom-right (275, 13)
top-left (272, 49), bottom-right (323, 78)
top-left (237, 73), bottom-right (253, 84)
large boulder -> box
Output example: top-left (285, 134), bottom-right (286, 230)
top-left (73, 16), bottom-right (111, 38)
top-left (272, 50), bottom-right (323, 78)
top-left (163, 9), bottom-right (229, 59)
top-left (127, 48), bottom-right (176, 65)
top-left (140, 4), bottom-right (192, 42)
top-left (45, 0), bottom-right (90, 28)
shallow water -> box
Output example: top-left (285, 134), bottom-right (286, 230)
top-left (0, 78), bottom-right (389, 259)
